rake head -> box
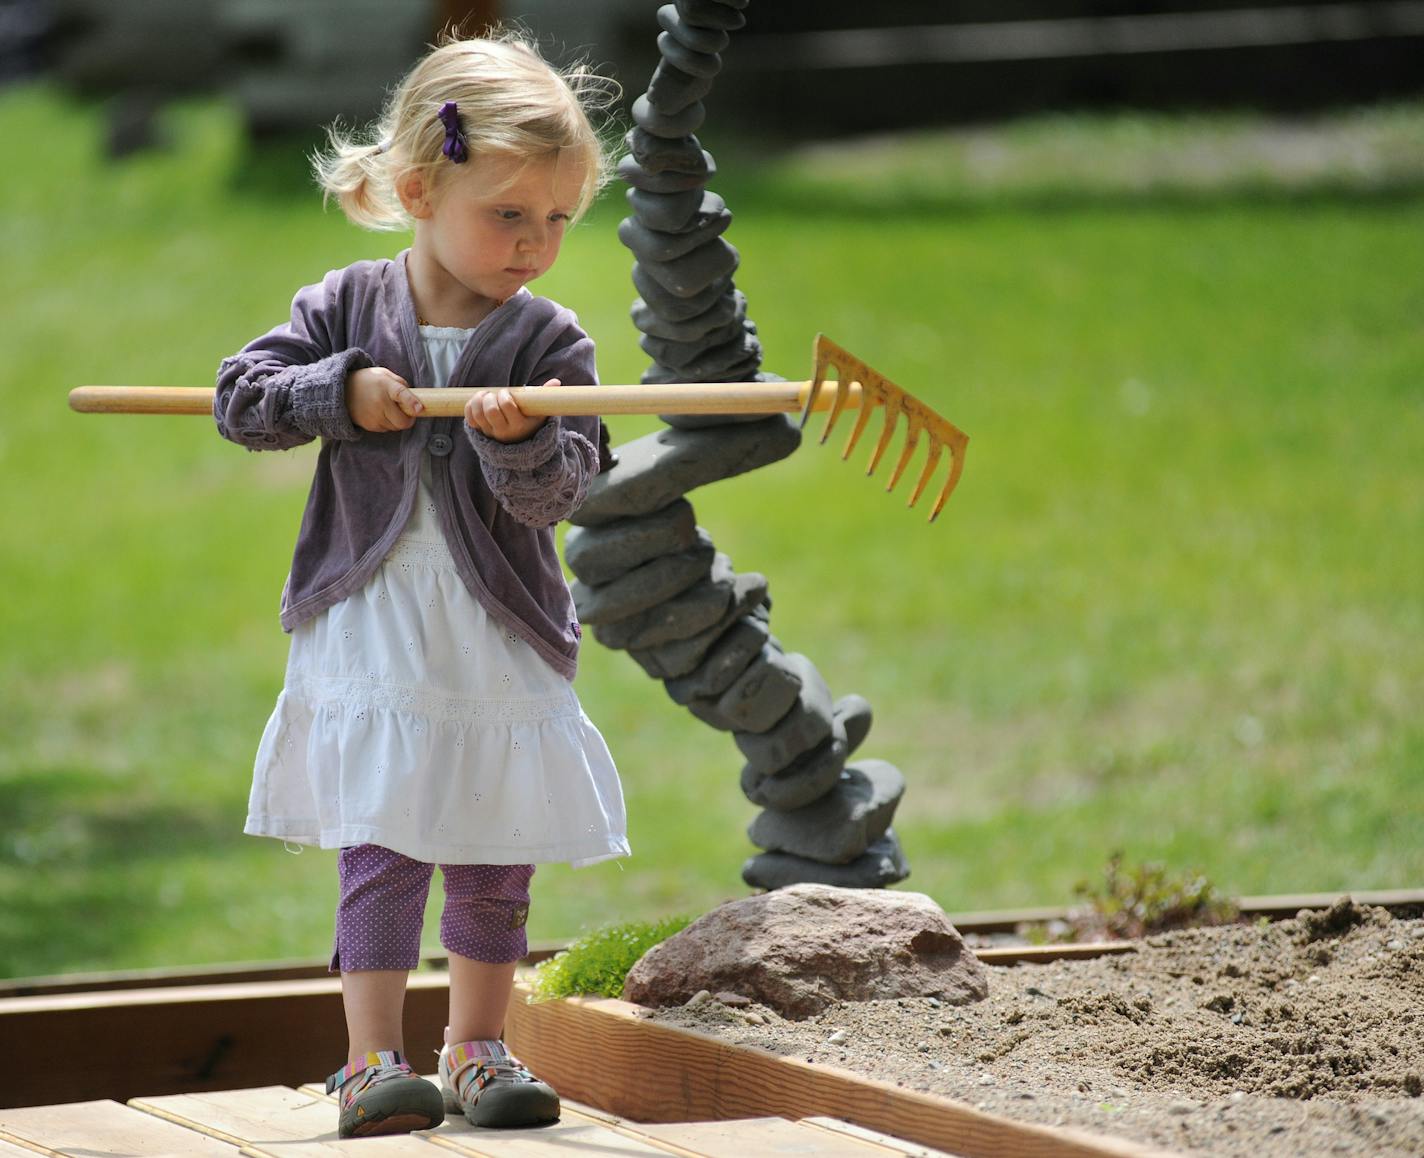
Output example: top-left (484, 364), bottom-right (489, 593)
top-left (797, 334), bottom-right (969, 522)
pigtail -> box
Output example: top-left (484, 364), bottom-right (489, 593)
top-left (311, 122), bottom-right (408, 232)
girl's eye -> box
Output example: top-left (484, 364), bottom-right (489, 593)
top-left (497, 209), bottom-right (521, 221)
top-left (549, 213), bottom-right (570, 224)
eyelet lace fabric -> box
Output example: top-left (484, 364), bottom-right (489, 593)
top-left (244, 328), bottom-right (628, 869)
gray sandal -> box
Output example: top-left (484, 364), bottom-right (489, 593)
top-left (439, 1038), bottom-right (560, 1127)
top-left (326, 1050), bottom-right (445, 1138)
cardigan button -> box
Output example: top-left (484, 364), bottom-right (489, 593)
top-left (429, 434), bottom-right (454, 457)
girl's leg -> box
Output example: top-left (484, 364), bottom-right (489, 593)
top-left (333, 844), bottom-right (436, 1062)
top-left (447, 955), bottom-right (518, 1043)
top-left (439, 863), bottom-right (534, 1042)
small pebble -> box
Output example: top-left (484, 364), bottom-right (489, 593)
top-left (740, 1011), bottom-right (767, 1026)
top-left (927, 997), bottom-right (943, 1008)
top-left (1410, 926), bottom-right (1424, 939)
top-left (715, 990), bottom-right (752, 1007)
top-left (927, 1060), bottom-right (943, 1070)
top-left (917, 1041), bottom-right (931, 1053)
top-left (1385, 939), bottom-right (1404, 951)
top-left (978, 1073), bottom-right (995, 1085)
top-left (826, 1029), bottom-right (848, 1046)
top-left (685, 989), bottom-right (712, 1008)
top-left (1168, 1100), bottom-right (1198, 1115)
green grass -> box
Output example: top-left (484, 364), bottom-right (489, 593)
top-left (2, 87), bottom-right (1422, 978)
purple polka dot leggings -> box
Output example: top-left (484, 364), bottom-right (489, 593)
top-left (331, 843), bottom-right (534, 972)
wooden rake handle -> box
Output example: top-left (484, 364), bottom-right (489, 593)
top-left (67, 381), bottom-right (864, 418)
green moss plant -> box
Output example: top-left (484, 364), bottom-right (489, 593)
top-left (529, 914), bottom-right (694, 1001)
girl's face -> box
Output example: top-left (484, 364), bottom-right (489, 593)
top-left (416, 151), bottom-right (587, 312)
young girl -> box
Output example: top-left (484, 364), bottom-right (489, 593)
top-left (214, 32), bottom-right (627, 1139)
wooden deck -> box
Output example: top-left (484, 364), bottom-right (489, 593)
top-left (0, 1083), bottom-right (957, 1157)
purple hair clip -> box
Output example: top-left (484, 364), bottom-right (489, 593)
top-left (437, 101), bottom-right (468, 164)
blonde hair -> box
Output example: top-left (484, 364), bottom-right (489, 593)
top-left (313, 29), bottom-right (619, 231)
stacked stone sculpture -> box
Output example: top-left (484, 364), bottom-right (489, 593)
top-left (566, 0), bottom-right (911, 891)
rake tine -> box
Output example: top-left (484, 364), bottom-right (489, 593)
top-left (796, 353), bottom-right (829, 432)
top-left (865, 393), bottom-right (899, 478)
top-left (908, 440), bottom-right (943, 509)
top-left (930, 433), bottom-right (969, 522)
top-left (885, 413), bottom-right (922, 494)
top-left (841, 391), bottom-right (877, 461)
top-left (820, 374), bottom-right (854, 446)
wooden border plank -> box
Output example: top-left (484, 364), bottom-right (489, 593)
top-left (0, 976), bottom-right (451, 1110)
top-left (503, 984), bottom-right (1184, 1158)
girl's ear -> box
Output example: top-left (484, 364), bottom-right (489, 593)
top-left (397, 170), bottom-right (434, 220)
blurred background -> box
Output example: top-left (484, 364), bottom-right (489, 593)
top-left (1, 0), bottom-right (1421, 980)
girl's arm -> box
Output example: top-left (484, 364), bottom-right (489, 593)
top-left (466, 324), bottom-right (601, 529)
top-left (214, 271), bottom-right (371, 451)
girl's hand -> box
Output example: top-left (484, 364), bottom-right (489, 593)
top-left (465, 380), bottom-right (554, 444)
top-left (346, 366), bottom-right (424, 432)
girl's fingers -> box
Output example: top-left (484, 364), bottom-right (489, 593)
top-left (387, 375), bottom-right (423, 417)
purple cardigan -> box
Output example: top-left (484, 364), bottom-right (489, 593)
top-left (214, 251), bottom-right (601, 680)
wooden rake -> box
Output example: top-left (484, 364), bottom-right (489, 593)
top-left (69, 334), bottom-right (968, 520)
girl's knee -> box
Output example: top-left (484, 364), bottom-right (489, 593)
top-left (439, 864), bottom-right (534, 964)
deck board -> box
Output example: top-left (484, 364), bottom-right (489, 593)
top-left (0, 1098), bottom-right (239, 1156)
top-left (146, 1081), bottom-right (695, 1157)
top-left (130, 1086), bottom-right (338, 1146)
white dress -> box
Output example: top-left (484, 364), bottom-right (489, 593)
top-left (244, 325), bottom-right (629, 868)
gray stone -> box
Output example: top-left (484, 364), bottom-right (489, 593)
top-left (592, 553), bottom-right (734, 651)
top-left (632, 288), bottom-right (740, 344)
top-left (563, 499), bottom-right (697, 587)
top-left (657, 4), bottom-right (731, 54)
top-left (734, 655), bottom-right (834, 769)
top-left (741, 831), bottom-right (913, 892)
top-left (632, 265), bottom-right (734, 321)
top-left (621, 206), bottom-right (732, 265)
top-left (640, 317), bottom-right (747, 368)
top-left (625, 128), bottom-right (709, 176)
top-left (646, 331), bottom-right (761, 383)
top-left (740, 718), bottom-right (847, 809)
top-left (618, 154), bottom-right (714, 194)
top-left (637, 238), bottom-right (739, 298)
top-left (644, 352), bottom-right (760, 386)
top-left (570, 530), bottom-right (714, 625)
top-left (627, 187), bottom-right (704, 232)
top-left (569, 416), bottom-right (801, 527)
top-left (747, 760), bottom-right (907, 864)
top-left (629, 572), bottom-right (768, 678)
top-left (712, 646), bottom-right (805, 733)
top-left (657, 31), bottom-right (722, 79)
top-left (835, 693), bottom-right (874, 755)
top-left (633, 93), bottom-right (706, 138)
top-left (675, 0), bottom-right (748, 31)
top-left (685, 695), bottom-right (737, 731)
top-left (646, 61), bottom-right (715, 116)
top-left (623, 882), bottom-right (983, 1020)
top-left (664, 616), bottom-right (769, 703)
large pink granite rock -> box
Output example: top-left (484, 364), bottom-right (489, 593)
top-left (622, 883), bottom-right (988, 1020)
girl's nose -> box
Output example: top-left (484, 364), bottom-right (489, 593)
top-left (518, 222), bottom-right (547, 253)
